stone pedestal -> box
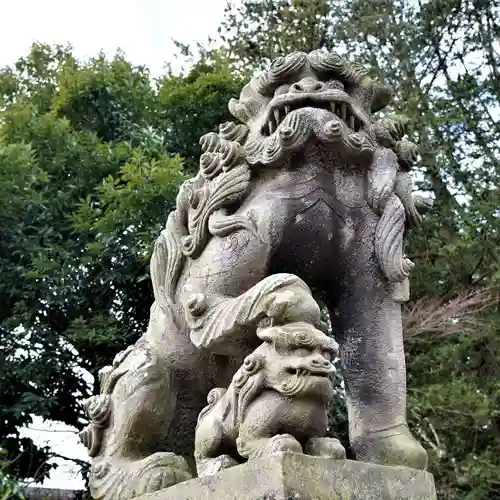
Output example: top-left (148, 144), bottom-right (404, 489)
top-left (138, 453), bottom-right (437, 500)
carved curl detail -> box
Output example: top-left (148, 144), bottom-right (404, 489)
top-left (375, 194), bottom-right (415, 282)
top-left (254, 52), bottom-right (308, 96)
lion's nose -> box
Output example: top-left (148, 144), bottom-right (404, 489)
top-left (289, 78), bottom-right (325, 94)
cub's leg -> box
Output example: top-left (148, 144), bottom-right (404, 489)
top-left (237, 433), bottom-right (303, 460)
top-left (194, 389), bottom-right (239, 477)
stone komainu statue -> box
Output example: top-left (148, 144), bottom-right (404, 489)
top-left (80, 50), bottom-right (432, 499)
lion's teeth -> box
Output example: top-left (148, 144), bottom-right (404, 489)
top-left (269, 120), bottom-right (275, 134)
top-left (349, 115), bottom-right (355, 129)
top-left (285, 105), bottom-right (291, 115)
top-left (341, 104), bottom-right (347, 121)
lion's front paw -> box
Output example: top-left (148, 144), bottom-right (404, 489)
top-left (265, 280), bottom-right (321, 326)
top-left (197, 454), bottom-right (239, 478)
top-left (134, 452), bottom-right (193, 496)
top-left (304, 437), bottom-right (346, 459)
top-left (268, 433), bottom-right (303, 454)
top-left (237, 433), bottom-right (302, 460)
top-left (353, 426), bottom-right (428, 470)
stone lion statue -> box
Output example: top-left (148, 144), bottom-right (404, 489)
top-left (80, 49), bottom-right (431, 499)
top-left (194, 322), bottom-right (346, 477)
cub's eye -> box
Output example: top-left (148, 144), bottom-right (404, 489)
top-left (322, 351), bottom-right (333, 362)
top-left (293, 347), bottom-right (311, 357)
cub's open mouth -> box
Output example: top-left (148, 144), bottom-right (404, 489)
top-left (286, 367), bottom-right (331, 377)
top-left (261, 94), bottom-right (365, 136)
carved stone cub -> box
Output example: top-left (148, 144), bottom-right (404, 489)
top-left (194, 322), bottom-right (346, 477)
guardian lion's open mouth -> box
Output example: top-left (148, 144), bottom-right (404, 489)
top-left (261, 91), bottom-right (367, 137)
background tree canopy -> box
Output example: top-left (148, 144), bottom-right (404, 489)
top-left (0, 44), bottom-right (243, 487)
top-left (1, 1), bottom-right (499, 499)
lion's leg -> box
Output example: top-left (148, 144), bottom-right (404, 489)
top-left (331, 209), bottom-right (428, 470)
top-left (177, 209), bottom-right (322, 357)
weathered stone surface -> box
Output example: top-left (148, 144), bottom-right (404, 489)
top-left (139, 454), bottom-right (437, 500)
top-left (80, 49), bottom-right (434, 500)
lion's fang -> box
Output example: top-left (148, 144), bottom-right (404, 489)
top-left (274, 109), bottom-right (281, 126)
top-left (269, 118), bottom-right (276, 134)
top-left (341, 104), bottom-right (347, 121)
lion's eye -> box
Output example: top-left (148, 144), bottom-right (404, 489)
top-left (325, 79), bottom-right (345, 91)
top-left (322, 351), bottom-right (333, 362)
top-left (294, 347), bottom-right (311, 357)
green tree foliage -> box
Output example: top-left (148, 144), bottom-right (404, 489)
top-left (2, 3), bottom-right (499, 495)
top-left (217, 1), bottom-right (500, 498)
top-left (0, 43), bottom-right (242, 483)
top-left (0, 449), bottom-right (25, 500)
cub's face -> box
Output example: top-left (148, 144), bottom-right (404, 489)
top-left (258, 322), bottom-right (338, 402)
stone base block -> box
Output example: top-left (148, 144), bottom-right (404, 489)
top-left (139, 453), bottom-right (437, 500)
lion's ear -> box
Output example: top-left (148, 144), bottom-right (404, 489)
top-left (371, 83), bottom-right (393, 113)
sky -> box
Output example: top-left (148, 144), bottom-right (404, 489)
top-left (6, 0), bottom-right (232, 491)
top-left (0, 0), bottom-right (231, 75)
